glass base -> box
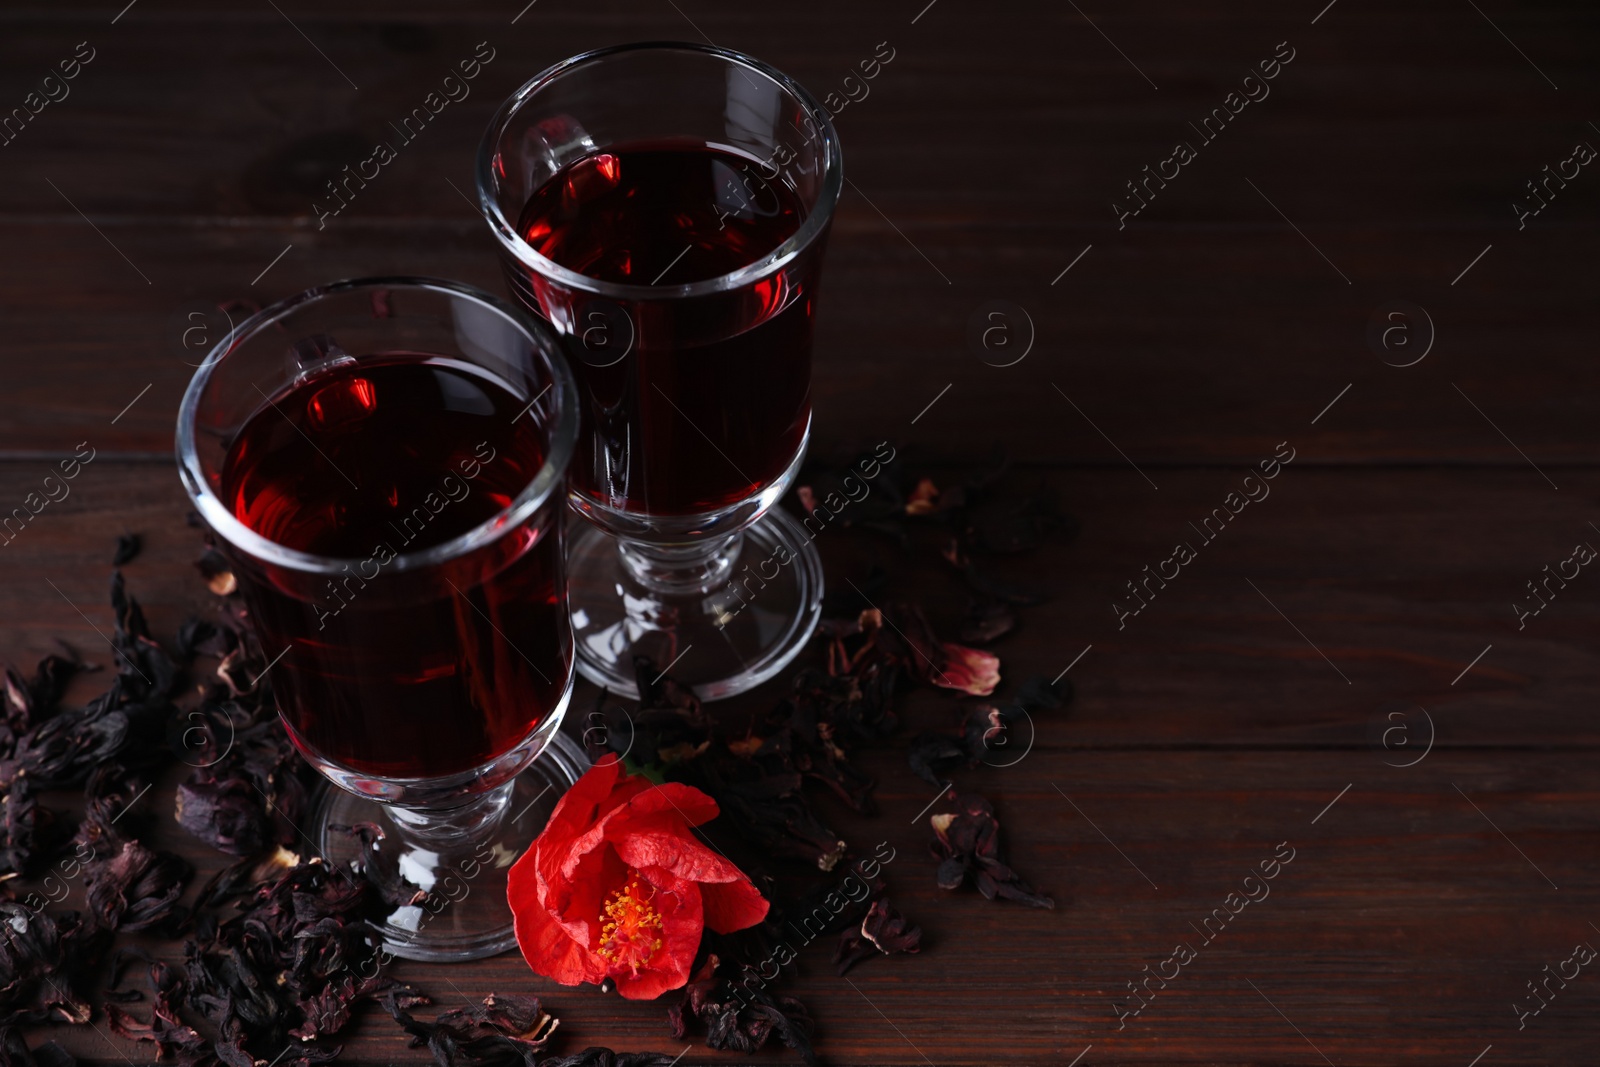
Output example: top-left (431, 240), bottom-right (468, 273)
top-left (568, 507), bottom-right (824, 701)
top-left (316, 731), bottom-right (589, 962)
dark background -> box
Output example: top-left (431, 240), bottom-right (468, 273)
top-left (3, 0), bottom-right (1598, 1063)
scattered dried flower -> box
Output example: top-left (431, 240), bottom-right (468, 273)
top-left (833, 897), bottom-right (922, 975)
top-left (667, 955), bottom-right (816, 1065)
top-left (385, 991), bottom-right (558, 1067)
top-left (930, 793), bottom-right (1053, 909)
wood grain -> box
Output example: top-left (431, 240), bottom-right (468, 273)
top-left (0, 3), bottom-right (1597, 462)
top-left (0, 221), bottom-right (1596, 465)
top-left (3, 462), bottom-right (1592, 748)
top-left (19, 748), bottom-right (1600, 1066)
top-left (4, 462), bottom-right (1598, 1065)
top-left (3, 0), bottom-right (1598, 1062)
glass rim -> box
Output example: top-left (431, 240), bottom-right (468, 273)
top-left (474, 40), bottom-right (844, 301)
top-left (175, 275), bottom-right (580, 577)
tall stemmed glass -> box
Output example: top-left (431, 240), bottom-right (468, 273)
top-left (177, 277), bottom-right (585, 961)
top-left (477, 43), bottom-right (843, 700)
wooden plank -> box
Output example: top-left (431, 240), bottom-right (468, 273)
top-left (0, 220), bottom-right (1596, 463)
top-left (2, 2), bottom-right (1597, 1062)
top-left (20, 748), bottom-right (1600, 1064)
top-left (2, 2), bottom-right (1596, 461)
top-left (2, 461), bottom-right (1595, 748)
top-left (1, 2), bottom-right (1595, 225)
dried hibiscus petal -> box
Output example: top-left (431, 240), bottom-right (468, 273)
top-left (195, 546), bottom-right (237, 596)
top-left (82, 838), bottom-right (191, 932)
top-left (833, 897), bottom-right (922, 975)
top-left (958, 597), bottom-right (1016, 644)
top-left (112, 534), bottom-right (141, 566)
top-left (0, 1028), bottom-right (78, 1067)
top-left (384, 989), bottom-right (557, 1067)
top-left (854, 605), bottom-right (1001, 697)
top-left (0, 902), bottom-right (103, 1026)
top-left (436, 993), bottom-right (558, 1046)
top-left (936, 642), bottom-right (1000, 696)
top-left (668, 955), bottom-right (817, 1065)
top-left (0, 705), bottom-right (130, 792)
top-left (929, 792), bottom-right (1054, 909)
top-left (175, 772), bottom-right (273, 857)
top-left (0, 777), bottom-right (58, 880)
top-left (540, 1053), bottom-right (680, 1067)
top-left (906, 733), bottom-right (965, 787)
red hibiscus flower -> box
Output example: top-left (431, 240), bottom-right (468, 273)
top-left (507, 756), bottom-right (769, 1000)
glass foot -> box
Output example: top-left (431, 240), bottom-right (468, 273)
top-left (315, 732), bottom-right (589, 962)
top-left (567, 507), bottom-right (824, 701)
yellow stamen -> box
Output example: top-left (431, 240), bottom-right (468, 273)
top-left (595, 877), bottom-right (665, 975)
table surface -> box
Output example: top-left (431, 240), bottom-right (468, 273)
top-left (4, 1), bottom-right (1598, 1064)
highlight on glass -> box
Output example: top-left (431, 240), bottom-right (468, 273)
top-left (477, 42), bottom-right (844, 701)
top-left (176, 277), bottom-right (585, 961)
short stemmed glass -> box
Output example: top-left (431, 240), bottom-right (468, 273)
top-left (177, 277), bottom-right (585, 961)
top-left (477, 43), bottom-right (843, 700)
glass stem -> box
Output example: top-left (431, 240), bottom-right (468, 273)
top-left (386, 779), bottom-right (516, 855)
top-left (617, 533), bottom-right (744, 596)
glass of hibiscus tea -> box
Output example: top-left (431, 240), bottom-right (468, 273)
top-left (476, 42), bottom-right (843, 700)
top-left (176, 277), bottom-right (589, 961)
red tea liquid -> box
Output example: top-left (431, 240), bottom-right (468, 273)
top-left (512, 143), bottom-right (819, 516)
top-left (221, 357), bottom-right (569, 779)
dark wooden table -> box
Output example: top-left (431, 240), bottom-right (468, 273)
top-left (4, 1), bottom-right (1599, 1063)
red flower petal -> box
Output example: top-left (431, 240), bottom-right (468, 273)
top-left (545, 845), bottom-right (627, 947)
top-left (508, 759), bottom-right (769, 1001)
top-left (611, 824), bottom-right (747, 885)
top-left (508, 849), bottom-right (605, 987)
top-left (537, 756), bottom-right (648, 887)
top-left (700, 876), bottom-right (770, 934)
top-left (612, 873), bottom-right (702, 1001)
top-left (620, 782), bottom-right (720, 828)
